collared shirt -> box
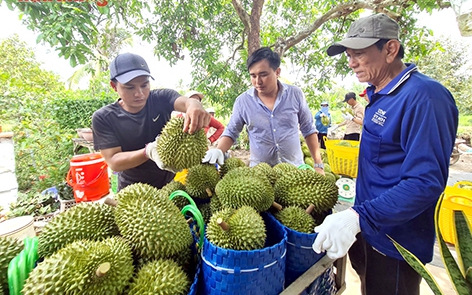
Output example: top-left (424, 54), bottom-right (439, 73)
top-left (353, 63), bottom-right (458, 263)
top-left (345, 102), bottom-right (364, 135)
top-left (222, 82), bottom-right (317, 167)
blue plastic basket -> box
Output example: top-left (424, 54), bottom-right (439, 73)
top-left (200, 212), bottom-right (287, 295)
top-left (265, 212), bottom-right (328, 287)
top-left (301, 266), bottom-right (337, 295)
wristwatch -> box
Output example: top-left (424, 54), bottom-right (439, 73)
top-left (313, 163), bottom-right (324, 169)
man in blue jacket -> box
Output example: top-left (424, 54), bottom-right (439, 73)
top-left (312, 14), bottom-right (458, 295)
top-left (314, 101), bottom-right (331, 149)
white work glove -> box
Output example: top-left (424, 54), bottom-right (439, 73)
top-left (342, 113), bottom-right (354, 121)
top-left (144, 137), bottom-right (178, 173)
top-left (312, 208), bottom-right (360, 259)
top-left (202, 149), bottom-right (225, 166)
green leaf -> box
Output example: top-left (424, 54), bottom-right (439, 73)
top-left (454, 210), bottom-right (472, 287)
top-left (390, 235), bottom-right (444, 295)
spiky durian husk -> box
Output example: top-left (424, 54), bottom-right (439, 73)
top-left (37, 203), bottom-right (118, 258)
top-left (275, 207), bottom-right (315, 233)
top-left (206, 206), bottom-right (266, 250)
top-left (0, 236), bottom-right (23, 294)
top-left (127, 259), bottom-right (190, 295)
top-left (215, 167), bottom-right (274, 212)
top-left (185, 164), bottom-right (220, 199)
top-left (209, 194), bottom-right (223, 214)
top-left (218, 157), bottom-right (246, 178)
top-left (23, 237), bottom-right (134, 295)
top-left (156, 117), bottom-right (208, 171)
top-left (252, 162), bottom-right (277, 186)
top-left (197, 202), bottom-right (212, 224)
top-left (114, 183), bottom-right (193, 262)
top-left (159, 180), bottom-right (188, 209)
top-left (273, 162), bottom-right (299, 179)
top-left (274, 169), bottom-right (338, 214)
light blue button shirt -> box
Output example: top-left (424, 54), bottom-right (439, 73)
top-left (222, 82), bottom-right (317, 167)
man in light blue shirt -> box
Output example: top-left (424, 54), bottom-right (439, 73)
top-left (203, 47), bottom-right (324, 173)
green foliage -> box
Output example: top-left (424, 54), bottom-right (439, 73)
top-left (8, 191), bottom-right (60, 217)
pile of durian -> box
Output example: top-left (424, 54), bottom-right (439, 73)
top-left (300, 136), bottom-right (340, 183)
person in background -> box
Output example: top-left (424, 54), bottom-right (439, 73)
top-left (202, 47), bottom-right (324, 173)
top-left (312, 13), bottom-right (458, 295)
top-left (184, 91), bottom-right (225, 144)
top-left (92, 53), bottom-right (210, 191)
top-left (314, 101), bottom-right (331, 149)
top-left (337, 92), bottom-right (364, 141)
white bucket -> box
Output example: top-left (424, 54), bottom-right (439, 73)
top-left (0, 215), bottom-right (36, 240)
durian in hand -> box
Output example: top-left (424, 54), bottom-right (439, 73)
top-left (275, 205), bottom-right (316, 233)
top-left (38, 202), bottom-right (118, 258)
top-left (22, 237), bottom-right (134, 295)
top-left (206, 206), bottom-right (266, 250)
top-left (127, 259), bottom-right (190, 295)
top-left (113, 183), bottom-right (193, 262)
top-left (0, 236), bottom-right (23, 294)
top-left (274, 168), bottom-right (338, 214)
top-left (185, 163), bottom-right (220, 199)
top-left (156, 116), bottom-right (208, 171)
top-left (215, 166), bottom-right (274, 212)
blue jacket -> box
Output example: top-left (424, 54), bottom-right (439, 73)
top-left (353, 63), bottom-right (458, 264)
top-left (314, 111), bottom-right (331, 134)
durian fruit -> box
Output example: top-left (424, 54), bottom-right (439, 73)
top-left (159, 180), bottom-right (188, 209)
top-left (321, 116), bottom-right (330, 126)
top-left (219, 157), bottom-right (246, 178)
top-left (304, 157), bottom-right (315, 167)
top-left (209, 194), bottom-right (223, 214)
top-left (275, 206), bottom-right (316, 233)
top-left (206, 206), bottom-right (266, 250)
top-left (38, 202), bottom-right (118, 258)
top-left (274, 168), bottom-right (338, 214)
top-left (252, 162), bottom-right (277, 186)
top-left (324, 172), bottom-right (337, 183)
top-left (0, 236), bottom-right (23, 294)
top-left (273, 162), bottom-right (298, 179)
top-left (127, 259), bottom-right (190, 295)
top-left (197, 202), bottom-right (212, 223)
top-left (185, 164), bottom-right (220, 199)
top-left (156, 116), bottom-right (208, 171)
top-left (113, 183), bottom-right (193, 262)
top-left (23, 237), bottom-right (134, 295)
top-left (215, 166), bottom-right (274, 212)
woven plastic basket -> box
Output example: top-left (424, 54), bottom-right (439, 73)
top-left (439, 181), bottom-right (472, 244)
top-left (266, 212), bottom-right (331, 287)
top-left (301, 266), bottom-right (337, 295)
top-left (201, 212), bottom-right (287, 295)
top-left (324, 137), bottom-right (359, 178)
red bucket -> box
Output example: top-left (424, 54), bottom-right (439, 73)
top-left (67, 153), bottom-right (109, 203)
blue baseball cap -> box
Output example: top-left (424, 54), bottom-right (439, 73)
top-left (110, 53), bottom-right (154, 83)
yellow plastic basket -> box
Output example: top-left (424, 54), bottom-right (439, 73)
top-left (438, 181), bottom-right (472, 245)
top-left (323, 137), bottom-right (360, 178)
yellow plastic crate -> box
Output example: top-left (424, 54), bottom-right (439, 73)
top-left (439, 181), bottom-right (472, 245)
top-left (324, 138), bottom-right (360, 178)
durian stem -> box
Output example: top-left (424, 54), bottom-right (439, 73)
top-left (96, 262), bottom-right (111, 277)
top-left (217, 218), bottom-right (229, 231)
top-left (205, 187), bottom-right (213, 197)
top-left (272, 202), bottom-right (283, 211)
top-left (306, 204), bottom-right (315, 214)
top-left (187, 217), bottom-right (194, 225)
top-left (104, 198), bottom-right (118, 207)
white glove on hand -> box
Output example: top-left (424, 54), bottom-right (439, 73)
top-left (202, 149), bottom-right (225, 166)
top-left (312, 208), bottom-right (360, 259)
top-left (342, 113), bottom-right (354, 121)
top-left (144, 137), bottom-right (178, 173)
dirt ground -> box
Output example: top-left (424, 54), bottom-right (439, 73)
top-left (229, 148), bottom-right (472, 173)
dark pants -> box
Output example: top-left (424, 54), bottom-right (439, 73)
top-left (348, 234), bottom-right (422, 295)
top-left (344, 133), bottom-right (360, 141)
top-left (317, 132), bottom-right (327, 149)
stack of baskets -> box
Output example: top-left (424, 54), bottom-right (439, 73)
top-left (323, 138), bottom-right (360, 178)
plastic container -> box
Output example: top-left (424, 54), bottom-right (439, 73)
top-left (439, 181), bottom-right (472, 244)
top-left (66, 152), bottom-right (109, 203)
top-left (323, 137), bottom-right (359, 178)
top-left (201, 212), bottom-right (287, 295)
top-left (0, 216), bottom-right (36, 240)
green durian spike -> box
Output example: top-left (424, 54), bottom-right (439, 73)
top-left (169, 190), bottom-right (197, 208)
top-left (8, 236), bottom-right (38, 295)
top-left (298, 164), bottom-right (315, 171)
top-left (181, 204), bottom-right (205, 249)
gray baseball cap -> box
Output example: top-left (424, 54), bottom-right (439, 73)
top-left (110, 53), bottom-right (154, 83)
top-left (327, 13), bottom-right (400, 56)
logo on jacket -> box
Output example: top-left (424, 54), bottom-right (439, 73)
top-left (372, 108), bottom-right (386, 126)
top-left (152, 114), bottom-right (160, 122)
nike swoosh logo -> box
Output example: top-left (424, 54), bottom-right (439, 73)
top-left (152, 114), bottom-right (160, 122)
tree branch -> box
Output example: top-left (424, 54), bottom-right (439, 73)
top-left (232, 0), bottom-right (251, 31)
top-left (248, 0), bottom-right (264, 55)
